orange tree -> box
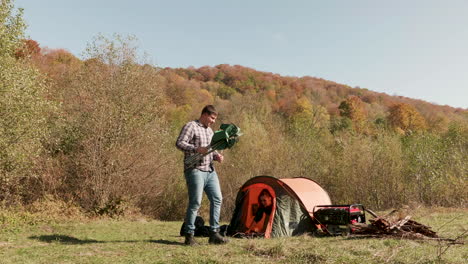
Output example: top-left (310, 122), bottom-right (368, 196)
top-left (388, 103), bottom-right (427, 134)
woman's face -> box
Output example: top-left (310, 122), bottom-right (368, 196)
top-left (260, 194), bottom-right (272, 207)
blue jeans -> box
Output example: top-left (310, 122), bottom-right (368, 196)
top-left (184, 169), bottom-right (222, 234)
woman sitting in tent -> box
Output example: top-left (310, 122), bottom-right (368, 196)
top-left (246, 189), bottom-right (273, 233)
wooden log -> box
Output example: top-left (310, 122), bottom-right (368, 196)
top-left (390, 215), bottom-right (411, 230)
top-left (365, 208), bottom-right (379, 218)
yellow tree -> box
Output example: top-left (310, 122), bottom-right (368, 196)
top-left (290, 97), bottom-right (330, 132)
top-left (338, 96), bottom-right (367, 131)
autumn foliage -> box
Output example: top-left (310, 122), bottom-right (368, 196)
top-left (339, 96), bottom-right (367, 131)
top-left (1, 1), bottom-right (466, 219)
top-left (14, 39), bottom-right (40, 59)
top-left (388, 103), bottom-right (428, 134)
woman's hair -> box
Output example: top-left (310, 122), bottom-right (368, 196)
top-left (258, 189), bottom-right (272, 207)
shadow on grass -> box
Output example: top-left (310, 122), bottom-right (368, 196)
top-left (29, 234), bottom-right (184, 246)
top-left (148, 239), bottom-right (184, 245)
top-left (29, 235), bottom-right (103, 244)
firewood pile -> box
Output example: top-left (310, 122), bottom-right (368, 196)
top-left (351, 215), bottom-right (437, 238)
top-left (350, 209), bottom-right (463, 244)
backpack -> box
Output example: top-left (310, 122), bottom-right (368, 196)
top-left (179, 216), bottom-right (210, 237)
top-left (180, 216), bottom-right (229, 237)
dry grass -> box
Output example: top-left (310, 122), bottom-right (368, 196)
top-left (0, 207), bottom-right (466, 264)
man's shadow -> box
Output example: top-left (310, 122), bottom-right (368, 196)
top-left (29, 234), bottom-right (184, 245)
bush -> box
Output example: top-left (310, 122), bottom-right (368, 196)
top-left (42, 35), bottom-right (174, 215)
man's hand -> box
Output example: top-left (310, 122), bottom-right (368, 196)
top-left (196, 147), bottom-right (209, 154)
top-left (214, 153), bottom-right (224, 163)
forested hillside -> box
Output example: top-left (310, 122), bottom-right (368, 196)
top-left (1, 1), bottom-right (466, 220)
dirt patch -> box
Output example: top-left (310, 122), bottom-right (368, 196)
top-left (0, 242), bottom-right (11, 247)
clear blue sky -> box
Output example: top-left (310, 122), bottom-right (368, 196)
top-left (15, 0), bottom-right (468, 108)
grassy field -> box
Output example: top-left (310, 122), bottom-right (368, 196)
top-left (0, 207), bottom-right (466, 264)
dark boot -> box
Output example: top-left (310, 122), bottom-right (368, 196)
top-left (184, 233), bottom-right (197, 246)
top-left (208, 231), bottom-right (229, 244)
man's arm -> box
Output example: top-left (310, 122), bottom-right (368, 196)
top-left (176, 122), bottom-right (196, 152)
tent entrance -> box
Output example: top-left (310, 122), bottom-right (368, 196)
top-left (240, 183), bottom-right (276, 238)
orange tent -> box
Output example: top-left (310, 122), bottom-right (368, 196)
top-left (227, 176), bottom-right (331, 238)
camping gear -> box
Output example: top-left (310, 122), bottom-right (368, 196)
top-left (184, 123), bottom-right (242, 168)
top-left (227, 176), bottom-right (331, 238)
top-left (180, 216), bottom-right (210, 237)
top-left (180, 216), bottom-right (229, 237)
top-left (313, 204), bottom-right (366, 235)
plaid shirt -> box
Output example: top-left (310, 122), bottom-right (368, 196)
top-left (176, 120), bottom-right (219, 171)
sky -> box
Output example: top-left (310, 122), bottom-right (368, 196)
top-left (15, 0), bottom-right (468, 108)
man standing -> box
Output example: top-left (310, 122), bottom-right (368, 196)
top-left (176, 105), bottom-right (229, 245)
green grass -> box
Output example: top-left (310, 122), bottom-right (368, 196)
top-left (0, 208), bottom-right (466, 264)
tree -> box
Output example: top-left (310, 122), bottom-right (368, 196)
top-left (0, 0), bottom-right (25, 56)
top-left (0, 0), bottom-right (55, 201)
top-left (14, 39), bottom-right (40, 59)
top-left (338, 96), bottom-right (367, 131)
top-left (290, 97), bottom-right (330, 133)
top-left (50, 34), bottom-right (172, 213)
top-left (388, 103), bottom-right (427, 133)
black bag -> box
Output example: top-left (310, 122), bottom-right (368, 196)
top-left (180, 216), bottom-right (229, 237)
top-left (180, 216), bottom-right (210, 237)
